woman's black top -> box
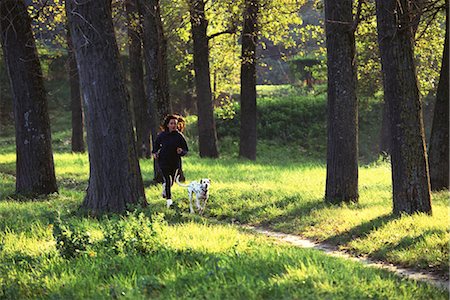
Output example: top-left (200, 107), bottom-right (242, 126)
top-left (152, 130), bottom-right (188, 169)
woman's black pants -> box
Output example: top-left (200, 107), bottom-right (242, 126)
top-left (161, 166), bottom-right (178, 199)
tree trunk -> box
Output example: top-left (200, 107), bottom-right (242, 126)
top-left (66, 25), bottom-right (84, 153)
top-left (0, 52), bottom-right (13, 134)
top-left (184, 68), bottom-right (196, 114)
top-left (189, 0), bottom-right (219, 158)
top-left (138, 0), bottom-right (169, 182)
top-left (66, 0), bottom-right (146, 214)
top-left (324, 0), bottom-right (359, 203)
top-left (138, 0), bottom-right (171, 125)
top-left (428, 1), bottom-right (449, 191)
top-left (126, 0), bottom-right (150, 158)
top-left (0, 0), bottom-right (58, 196)
top-left (379, 98), bottom-right (391, 155)
top-left (157, 6), bottom-right (171, 116)
top-left (239, 0), bottom-right (259, 160)
top-left (375, 0), bottom-right (432, 214)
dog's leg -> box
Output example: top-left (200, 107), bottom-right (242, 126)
top-left (195, 194), bottom-right (200, 212)
top-left (189, 190), bottom-right (195, 214)
top-left (200, 197), bottom-right (208, 215)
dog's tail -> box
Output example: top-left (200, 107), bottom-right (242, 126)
top-left (175, 170), bottom-right (189, 187)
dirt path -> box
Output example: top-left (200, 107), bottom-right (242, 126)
top-left (243, 225), bottom-right (449, 291)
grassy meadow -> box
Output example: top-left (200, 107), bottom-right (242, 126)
top-left (0, 85), bottom-right (448, 299)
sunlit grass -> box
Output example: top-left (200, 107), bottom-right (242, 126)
top-left (0, 215), bottom-right (446, 299)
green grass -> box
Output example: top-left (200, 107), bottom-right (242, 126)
top-left (0, 137), bottom-right (448, 298)
top-left (0, 84), bottom-right (448, 298)
top-left (0, 200), bottom-right (446, 299)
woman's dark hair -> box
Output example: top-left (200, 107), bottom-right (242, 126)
top-left (161, 114), bottom-right (185, 132)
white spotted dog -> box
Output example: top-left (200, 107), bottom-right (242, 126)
top-left (175, 175), bottom-right (211, 214)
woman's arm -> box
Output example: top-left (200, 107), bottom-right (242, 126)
top-left (152, 133), bottom-right (162, 158)
top-left (177, 134), bottom-right (189, 156)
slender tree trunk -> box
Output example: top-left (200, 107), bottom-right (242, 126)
top-left (0, 53), bottom-right (12, 134)
top-left (379, 98), bottom-right (391, 155)
top-left (189, 0), bottom-right (219, 158)
top-left (428, 1), bottom-right (449, 191)
top-left (138, 0), bottom-right (171, 125)
top-left (157, 5), bottom-right (171, 115)
top-left (239, 0), bottom-right (259, 160)
top-left (66, 0), bottom-right (146, 214)
top-left (324, 0), bottom-right (359, 203)
top-left (126, 0), bottom-right (150, 158)
top-left (411, 0), bottom-right (424, 37)
top-left (138, 0), bottom-right (169, 182)
top-left (66, 25), bottom-right (84, 153)
top-left (137, 0), bottom-right (160, 182)
top-left (375, 0), bottom-right (431, 214)
top-left (185, 67), bottom-right (196, 114)
top-left (0, 0), bottom-right (58, 196)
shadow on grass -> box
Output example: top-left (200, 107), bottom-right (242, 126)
top-left (208, 193), bottom-right (329, 228)
top-left (323, 213), bottom-right (397, 245)
top-left (0, 176), bottom-right (87, 200)
top-left (320, 215), bottom-right (449, 277)
top-left (370, 229), bottom-right (449, 275)
top-left (0, 162), bottom-right (16, 176)
top-left (0, 196), bottom-right (61, 232)
top-left (143, 178), bottom-right (163, 187)
top-left (58, 177), bottom-right (88, 191)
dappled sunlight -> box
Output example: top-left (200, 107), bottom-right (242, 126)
top-left (347, 210), bottom-right (450, 270)
top-left (54, 153), bottom-right (89, 178)
top-left (0, 173), bottom-right (15, 197)
top-left (0, 153), bottom-right (15, 164)
top-left (389, 231), bottom-right (449, 270)
top-left (2, 230), bottom-right (56, 257)
top-left (164, 222), bottom-right (261, 253)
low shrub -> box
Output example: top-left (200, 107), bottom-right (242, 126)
top-left (53, 211), bottom-right (167, 258)
top-left (53, 213), bottom-right (93, 258)
top-left (101, 212), bottom-right (167, 256)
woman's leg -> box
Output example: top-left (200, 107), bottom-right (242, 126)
top-left (169, 167), bottom-right (179, 186)
top-left (161, 168), bottom-right (173, 206)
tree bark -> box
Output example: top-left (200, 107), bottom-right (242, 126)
top-left (239, 0), bottom-right (259, 160)
top-left (428, 1), bottom-right (449, 191)
top-left (324, 0), bottom-right (359, 203)
top-left (0, 0), bottom-right (58, 196)
top-left (126, 0), bottom-right (150, 158)
top-left (66, 25), bottom-right (85, 153)
top-left (379, 98), bottom-right (391, 155)
top-left (66, 0), bottom-right (146, 214)
top-left (138, 0), bottom-right (171, 125)
top-left (157, 4), bottom-right (171, 117)
top-left (0, 53), bottom-right (12, 134)
top-left (379, 0), bottom-right (426, 157)
top-left (375, 0), bottom-right (432, 214)
top-left (189, 0), bottom-right (219, 158)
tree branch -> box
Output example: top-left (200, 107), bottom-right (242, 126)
top-left (208, 27), bottom-right (237, 40)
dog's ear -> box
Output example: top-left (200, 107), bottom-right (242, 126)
top-left (200, 179), bottom-right (203, 184)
